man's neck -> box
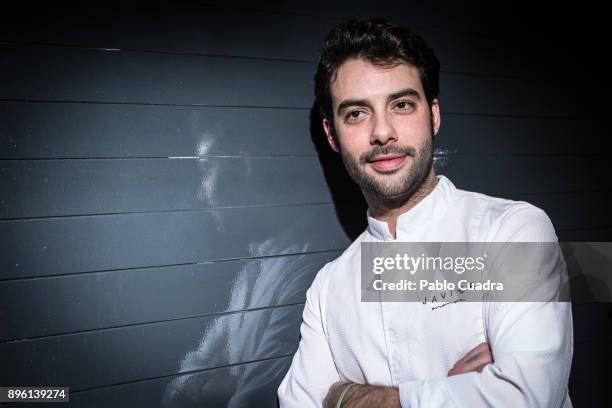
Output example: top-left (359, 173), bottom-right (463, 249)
top-left (365, 168), bottom-right (438, 239)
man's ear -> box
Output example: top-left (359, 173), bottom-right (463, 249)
top-left (431, 98), bottom-right (441, 136)
top-left (322, 118), bottom-right (339, 152)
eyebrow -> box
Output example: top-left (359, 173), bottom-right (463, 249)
top-left (336, 87), bottom-right (422, 115)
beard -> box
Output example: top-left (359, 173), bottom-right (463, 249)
top-left (339, 134), bottom-right (433, 201)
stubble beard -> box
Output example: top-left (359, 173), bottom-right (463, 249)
top-left (339, 134), bottom-right (434, 203)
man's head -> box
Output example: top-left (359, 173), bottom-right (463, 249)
top-left (314, 19), bottom-right (441, 201)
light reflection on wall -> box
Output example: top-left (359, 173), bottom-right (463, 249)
top-left (161, 185), bottom-right (320, 405)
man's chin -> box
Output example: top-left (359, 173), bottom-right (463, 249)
top-left (360, 169), bottom-right (430, 201)
top-left (361, 181), bottom-right (417, 201)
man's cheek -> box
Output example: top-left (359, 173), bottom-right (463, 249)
top-left (341, 133), bottom-right (370, 154)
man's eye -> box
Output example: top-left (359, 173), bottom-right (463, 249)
top-left (395, 101), bottom-right (415, 110)
top-left (346, 111), bottom-right (364, 121)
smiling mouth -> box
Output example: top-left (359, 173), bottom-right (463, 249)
top-left (368, 155), bottom-right (408, 172)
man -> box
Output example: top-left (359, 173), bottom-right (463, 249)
top-left (277, 19), bottom-right (573, 407)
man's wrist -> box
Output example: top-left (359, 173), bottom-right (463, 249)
top-left (336, 383), bottom-right (357, 408)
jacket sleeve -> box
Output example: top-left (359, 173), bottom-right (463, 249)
top-left (398, 205), bottom-right (574, 407)
top-left (278, 264), bottom-right (341, 407)
top-left (398, 301), bottom-right (573, 407)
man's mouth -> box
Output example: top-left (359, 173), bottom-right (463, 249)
top-left (368, 154), bottom-right (407, 171)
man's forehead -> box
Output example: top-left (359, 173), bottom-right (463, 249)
top-left (330, 58), bottom-right (424, 102)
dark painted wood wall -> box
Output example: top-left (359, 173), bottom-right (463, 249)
top-left (1, 1), bottom-right (609, 406)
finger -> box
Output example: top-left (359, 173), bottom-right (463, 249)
top-left (449, 349), bottom-right (493, 376)
top-left (447, 366), bottom-right (462, 376)
top-left (448, 360), bottom-right (490, 376)
top-left (460, 342), bottom-right (489, 362)
top-left (469, 350), bottom-right (493, 365)
top-left (461, 350), bottom-right (493, 371)
top-left (458, 342), bottom-right (490, 363)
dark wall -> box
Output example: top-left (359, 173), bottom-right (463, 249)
top-left (1, 1), bottom-right (609, 406)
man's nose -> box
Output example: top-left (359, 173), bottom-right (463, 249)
top-left (370, 112), bottom-right (397, 145)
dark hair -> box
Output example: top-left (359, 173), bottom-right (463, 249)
top-left (314, 18), bottom-right (440, 123)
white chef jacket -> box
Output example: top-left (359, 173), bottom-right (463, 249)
top-left (277, 175), bottom-right (573, 407)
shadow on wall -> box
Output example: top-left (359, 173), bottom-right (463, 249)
top-left (310, 105), bottom-right (368, 241)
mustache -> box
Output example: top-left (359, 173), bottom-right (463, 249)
top-left (360, 145), bottom-right (416, 164)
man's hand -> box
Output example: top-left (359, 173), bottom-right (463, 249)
top-left (323, 381), bottom-right (400, 408)
top-left (447, 341), bottom-right (494, 376)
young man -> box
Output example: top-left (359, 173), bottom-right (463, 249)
top-left (278, 19), bottom-right (573, 407)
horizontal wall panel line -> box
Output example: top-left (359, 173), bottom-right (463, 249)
top-left (3, 156), bottom-right (609, 219)
top-left (1, 191), bottom-right (609, 223)
top-left (0, 98), bottom-right (587, 120)
top-left (0, 98), bottom-right (311, 110)
top-left (0, 153), bottom-right (605, 162)
top-left (64, 355), bottom-right (293, 406)
top-left (0, 303), bottom-right (305, 390)
top-left (0, 154), bottom-right (319, 161)
top-left (2, 102), bottom-right (599, 159)
top-left (0, 202), bottom-right (336, 223)
top-left (0, 302), bottom-right (306, 345)
top-left (0, 40), bottom-right (321, 64)
top-left (0, 40), bottom-right (313, 66)
top-left (71, 353), bottom-right (294, 394)
top-left (0, 99), bottom-right (591, 120)
top-left (0, 40), bottom-right (315, 64)
top-left (437, 153), bottom-right (604, 158)
top-left (0, 204), bottom-right (353, 279)
top-left (0, 250), bottom-right (334, 341)
top-left (0, 248), bottom-right (342, 283)
top-left (0, 48), bottom-right (580, 115)
top-left (0, 40), bottom-right (550, 80)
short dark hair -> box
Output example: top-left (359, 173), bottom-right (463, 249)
top-left (314, 18), bottom-right (440, 122)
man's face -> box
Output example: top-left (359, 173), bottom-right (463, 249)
top-left (323, 58), bottom-right (440, 200)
